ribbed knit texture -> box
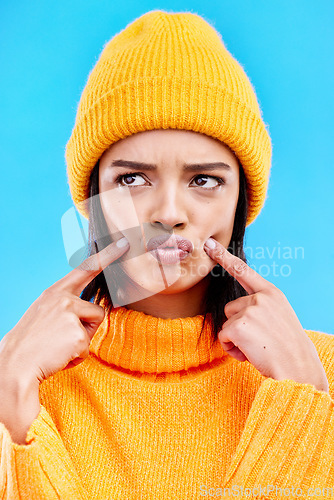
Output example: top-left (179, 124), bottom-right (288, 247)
top-left (1, 306), bottom-right (334, 499)
top-left (65, 10), bottom-right (272, 227)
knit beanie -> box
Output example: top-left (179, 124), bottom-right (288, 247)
top-left (65, 10), bottom-right (272, 227)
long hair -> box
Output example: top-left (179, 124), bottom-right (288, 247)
top-left (80, 157), bottom-right (249, 348)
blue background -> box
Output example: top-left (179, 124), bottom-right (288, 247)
top-left (1, 0), bottom-right (333, 338)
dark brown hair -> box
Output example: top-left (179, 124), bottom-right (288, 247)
top-left (80, 157), bottom-right (249, 348)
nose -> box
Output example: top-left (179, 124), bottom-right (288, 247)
top-left (149, 188), bottom-right (188, 229)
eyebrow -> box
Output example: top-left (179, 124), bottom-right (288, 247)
top-left (108, 159), bottom-right (232, 172)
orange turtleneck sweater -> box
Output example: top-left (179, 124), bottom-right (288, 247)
top-left (1, 306), bottom-right (334, 499)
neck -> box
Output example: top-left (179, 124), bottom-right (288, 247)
top-left (124, 274), bottom-right (211, 319)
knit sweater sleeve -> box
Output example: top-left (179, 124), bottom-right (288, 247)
top-left (223, 330), bottom-right (334, 496)
top-left (0, 404), bottom-right (87, 500)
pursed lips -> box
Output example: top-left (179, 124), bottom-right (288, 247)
top-left (146, 235), bottom-right (194, 253)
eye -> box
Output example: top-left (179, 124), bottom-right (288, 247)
top-left (115, 173), bottom-right (146, 187)
top-left (191, 175), bottom-right (225, 190)
top-left (114, 172), bottom-right (225, 190)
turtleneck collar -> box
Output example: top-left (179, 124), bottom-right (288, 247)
top-left (89, 306), bottom-right (228, 374)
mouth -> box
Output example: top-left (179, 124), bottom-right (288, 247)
top-left (149, 247), bottom-right (190, 265)
top-left (147, 234), bottom-right (193, 265)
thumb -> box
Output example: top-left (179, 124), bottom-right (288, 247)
top-left (219, 336), bottom-right (248, 362)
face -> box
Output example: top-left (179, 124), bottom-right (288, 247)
top-left (97, 129), bottom-right (240, 305)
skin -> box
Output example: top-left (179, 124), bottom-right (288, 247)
top-left (97, 128), bottom-right (330, 392)
top-left (98, 129), bottom-right (240, 319)
top-left (0, 239), bottom-right (130, 443)
top-left (1, 132), bottom-right (328, 447)
top-left (203, 238), bottom-right (329, 392)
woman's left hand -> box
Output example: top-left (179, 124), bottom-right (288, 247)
top-left (203, 237), bottom-right (329, 393)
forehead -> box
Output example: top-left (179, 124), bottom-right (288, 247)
top-left (101, 129), bottom-right (239, 170)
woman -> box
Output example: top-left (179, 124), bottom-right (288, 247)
top-left (1, 10), bottom-right (333, 499)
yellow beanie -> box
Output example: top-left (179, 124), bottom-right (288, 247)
top-left (65, 10), bottom-right (272, 226)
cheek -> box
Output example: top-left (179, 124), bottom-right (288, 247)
top-left (100, 189), bottom-right (140, 237)
top-left (206, 199), bottom-right (237, 234)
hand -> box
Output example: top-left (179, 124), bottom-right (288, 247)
top-left (203, 238), bottom-right (329, 393)
top-left (0, 237), bottom-right (130, 385)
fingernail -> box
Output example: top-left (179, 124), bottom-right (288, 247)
top-left (204, 237), bottom-right (216, 249)
top-left (116, 237), bottom-right (129, 248)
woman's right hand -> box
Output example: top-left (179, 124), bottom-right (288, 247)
top-left (0, 237), bottom-right (130, 385)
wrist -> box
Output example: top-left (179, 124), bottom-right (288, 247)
top-left (272, 370), bottom-right (329, 394)
top-left (0, 367), bottom-right (41, 444)
top-left (313, 376), bottom-right (329, 394)
top-left (0, 346), bottom-right (40, 386)
top-left (1, 363), bottom-right (39, 393)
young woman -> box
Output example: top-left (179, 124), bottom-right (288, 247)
top-left (1, 10), bottom-right (333, 499)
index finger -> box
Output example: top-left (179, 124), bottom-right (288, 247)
top-left (55, 237), bottom-right (129, 296)
top-left (204, 238), bottom-right (269, 295)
